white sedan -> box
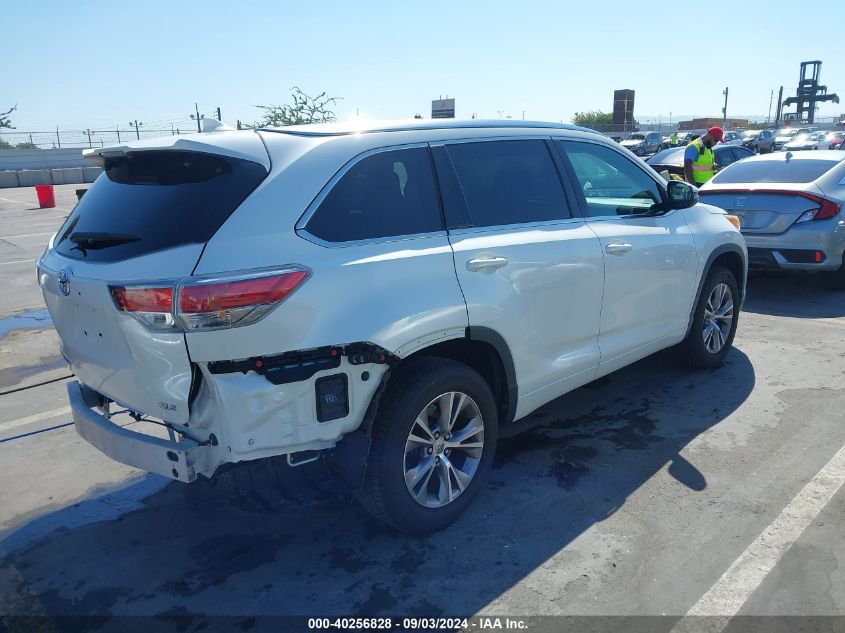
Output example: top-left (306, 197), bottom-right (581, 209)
top-left (783, 132), bottom-right (828, 151)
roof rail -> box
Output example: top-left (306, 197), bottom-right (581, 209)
top-left (260, 118), bottom-right (597, 137)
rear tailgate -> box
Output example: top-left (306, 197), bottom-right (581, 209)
top-left (38, 132), bottom-right (269, 423)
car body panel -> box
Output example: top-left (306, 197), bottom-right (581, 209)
top-left (448, 221), bottom-right (605, 420)
top-left (586, 211), bottom-right (699, 368)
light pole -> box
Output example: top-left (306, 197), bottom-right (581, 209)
top-left (722, 87), bottom-right (729, 129)
top-left (129, 120), bottom-right (143, 140)
top-left (767, 90), bottom-right (774, 125)
top-left (194, 102), bottom-right (202, 132)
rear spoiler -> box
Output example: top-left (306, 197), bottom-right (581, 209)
top-left (82, 130), bottom-right (271, 170)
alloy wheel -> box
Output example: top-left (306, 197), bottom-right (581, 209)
top-left (703, 282), bottom-right (734, 354)
top-left (403, 392), bottom-right (484, 508)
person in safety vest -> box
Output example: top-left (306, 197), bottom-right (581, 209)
top-left (670, 131), bottom-right (679, 147)
top-left (684, 126), bottom-right (723, 186)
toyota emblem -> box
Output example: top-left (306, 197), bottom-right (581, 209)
top-left (57, 270), bottom-right (70, 296)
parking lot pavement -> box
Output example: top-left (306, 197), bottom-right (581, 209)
top-left (1, 188), bottom-right (845, 627)
top-left (0, 184), bottom-right (79, 319)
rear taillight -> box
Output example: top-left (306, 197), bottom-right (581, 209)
top-left (110, 286), bottom-right (177, 330)
top-left (795, 196), bottom-right (841, 223)
top-left (177, 269), bottom-right (309, 330)
top-left (109, 267), bottom-right (309, 332)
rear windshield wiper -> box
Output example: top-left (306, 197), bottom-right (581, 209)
top-left (69, 232), bottom-right (140, 250)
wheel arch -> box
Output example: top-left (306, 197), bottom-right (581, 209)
top-left (396, 326), bottom-right (518, 426)
top-left (685, 243), bottom-right (747, 336)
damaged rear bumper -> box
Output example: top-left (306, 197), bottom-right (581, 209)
top-left (68, 381), bottom-right (203, 482)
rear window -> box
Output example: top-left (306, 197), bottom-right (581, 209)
top-left (54, 151), bottom-right (267, 262)
top-left (711, 159), bottom-right (840, 184)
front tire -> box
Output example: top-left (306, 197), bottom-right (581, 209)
top-left (358, 358), bottom-right (498, 535)
top-left (680, 266), bottom-right (740, 368)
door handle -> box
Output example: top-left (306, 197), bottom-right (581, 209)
top-left (466, 256), bottom-right (509, 272)
top-left (605, 241), bottom-right (633, 256)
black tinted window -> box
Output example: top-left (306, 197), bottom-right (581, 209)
top-left (559, 141), bottom-right (664, 217)
top-left (54, 151), bottom-right (267, 262)
top-left (711, 158), bottom-right (840, 184)
top-left (306, 147), bottom-right (441, 242)
top-left (445, 140), bottom-right (570, 227)
top-left (715, 148), bottom-right (738, 166)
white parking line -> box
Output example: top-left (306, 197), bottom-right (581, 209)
top-left (0, 406), bottom-right (72, 434)
top-left (0, 259), bottom-right (36, 267)
top-left (0, 231), bottom-right (53, 240)
top-left (672, 441), bottom-right (845, 632)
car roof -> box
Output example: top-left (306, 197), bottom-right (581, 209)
top-left (261, 118), bottom-right (595, 137)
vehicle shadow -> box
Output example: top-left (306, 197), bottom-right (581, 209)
top-left (0, 348), bottom-right (755, 623)
top-left (743, 271), bottom-right (845, 318)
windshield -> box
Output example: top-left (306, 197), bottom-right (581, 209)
top-left (711, 158), bottom-right (840, 184)
top-left (628, 134), bottom-right (646, 140)
top-left (791, 134), bottom-right (813, 142)
top-left (741, 131), bottom-right (758, 139)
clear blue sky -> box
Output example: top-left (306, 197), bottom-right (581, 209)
top-left (3, 0), bottom-right (844, 132)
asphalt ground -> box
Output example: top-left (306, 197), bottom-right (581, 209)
top-left (1, 184), bottom-right (845, 633)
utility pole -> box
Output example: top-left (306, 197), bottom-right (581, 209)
top-left (29, 134), bottom-right (34, 146)
top-left (84, 129), bottom-right (94, 148)
top-left (171, 123), bottom-right (175, 135)
top-left (116, 126), bottom-right (121, 143)
top-left (767, 90), bottom-right (774, 125)
top-left (195, 102), bottom-right (201, 132)
top-left (216, 106), bottom-right (222, 121)
top-left (129, 120), bottom-right (142, 139)
top-left (775, 86), bottom-right (784, 127)
top-left (722, 87), bottom-right (729, 129)
top-left (55, 126), bottom-right (61, 148)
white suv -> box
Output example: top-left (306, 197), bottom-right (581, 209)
top-left (37, 120), bottom-right (747, 534)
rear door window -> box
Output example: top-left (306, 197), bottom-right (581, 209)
top-left (304, 146), bottom-right (442, 243)
top-left (54, 151), bottom-right (267, 262)
top-left (444, 140), bottom-right (571, 227)
top-left (711, 159), bottom-right (840, 184)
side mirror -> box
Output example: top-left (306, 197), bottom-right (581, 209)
top-left (667, 180), bottom-right (699, 209)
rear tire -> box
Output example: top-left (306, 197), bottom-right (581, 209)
top-left (680, 266), bottom-right (740, 369)
top-left (358, 357), bottom-right (498, 535)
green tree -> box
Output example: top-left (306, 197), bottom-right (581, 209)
top-left (0, 138), bottom-right (11, 149)
top-left (1, 104), bottom-right (16, 130)
top-left (253, 87), bottom-right (341, 127)
top-left (572, 110), bottom-right (613, 127)
top-left (15, 142), bottom-right (38, 149)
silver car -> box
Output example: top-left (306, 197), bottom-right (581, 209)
top-left (699, 151), bottom-right (845, 288)
top-left (783, 131), bottom-right (828, 151)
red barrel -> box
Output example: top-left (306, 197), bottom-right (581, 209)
top-left (35, 185), bottom-right (56, 209)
